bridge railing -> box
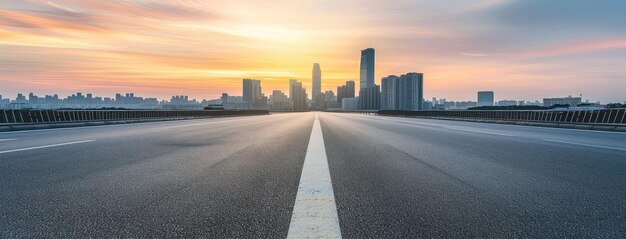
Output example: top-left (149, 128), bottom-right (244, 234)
top-left (377, 109), bottom-right (626, 125)
top-left (0, 109), bottom-right (269, 125)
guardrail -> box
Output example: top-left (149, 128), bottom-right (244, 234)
top-left (0, 109), bottom-right (269, 125)
top-left (378, 109), bottom-right (626, 125)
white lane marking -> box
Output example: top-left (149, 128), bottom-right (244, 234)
top-left (0, 140), bottom-right (95, 154)
top-left (287, 114), bottom-right (342, 239)
top-left (446, 127), bottom-right (515, 137)
top-left (543, 139), bottom-right (626, 151)
top-left (0, 138), bottom-right (17, 142)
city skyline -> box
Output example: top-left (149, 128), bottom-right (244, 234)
top-left (1, 1), bottom-right (626, 103)
top-left (0, 44), bottom-right (617, 111)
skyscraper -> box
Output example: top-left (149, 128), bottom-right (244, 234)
top-left (270, 90), bottom-right (293, 111)
top-left (381, 75), bottom-right (399, 110)
top-left (312, 63), bottom-right (321, 104)
top-left (289, 79), bottom-right (308, 111)
top-left (337, 85), bottom-right (345, 104)
top-left (336, 80), bottom-right (355, 104)
top-left (345, 81), bottom-right (355, 98)
top-left (477, 91), bottom-right (494, 107)
top-left (360, 48), bottom-right (375, 89)
top-left (358, 48), bottom-right (378, 110)
top-left (243, 78), bottom-right (262, 108)
top-left (381, 73), bottom-right (424, 111)
top-left (358, 85), bottom-right (380, 110)
top-left (398, 73), bottom-right (423, 110)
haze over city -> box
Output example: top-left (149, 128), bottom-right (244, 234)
top-left (1, 0), bottom-right (626, 103)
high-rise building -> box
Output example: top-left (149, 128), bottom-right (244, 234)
top-left (345, 81), bottom-right (355, 98)
top-left (243, 79), bottom-right (261, 102)
top-left (289, 79), bottom-right (308, 111)
top-left (336, 80), bottom-right (356, 104)
top-left (360, 48), bottom-right (375, 89)
top-left (381, 73), bottom-right (424, 111)
top-left (242, 79), bottom-right (267, 109)
top-left (358, 85), bottom-right (380, 110)
top-left (313, 90), bottom-right (337, 110)
top-left (312, 63), bottom-right (321, 104)
top-left (271, 90), bottom-right (293, 111)
top-left (381, 75), bottom-right (399, 110)
top-left (337, 85), bottom-right (344, 104)
top-left (342, 97), bottom-right (359, 111)
top-left (322, 90), bottom-right (340, 109)
top-left (221, 93), bottom-right (229, 104)
top-left (398, 73), bottom-right (423, 110)
top-left (358, 48), bottom-right (377, 110)
top-left (477, 91), bottom-right (494, 107)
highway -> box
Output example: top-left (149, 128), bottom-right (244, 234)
top-left (1, 112), bottom-right (625, 238)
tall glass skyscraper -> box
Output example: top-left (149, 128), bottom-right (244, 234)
top-left (312, 63), bottom-right (321, 103)
top-left (360, 48), bottom-right (375, 89)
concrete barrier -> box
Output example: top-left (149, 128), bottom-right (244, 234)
top-left (10, 124), bottom-right (51, 131)
top-left (557, 124), bottom-right (577, 129)
top-left (0, 126), bottom-right (12, 132)
top-left (50, 123), bottom-right (87, 128)
top-left (105, 120), bottom-right (128, 125)
top-left (574, 125), bottom-right (594, 130)
top-left (591, 125), bottom-right (616, 131)
top-left (528, 122), bottom-right (558, 127)
top-left (614, 126), bottom-right (626, 132)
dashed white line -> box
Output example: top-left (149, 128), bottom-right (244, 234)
top-left (0, 140), bottom-right (95, 154)
top-left (543, 139), bottom-right (626, 151)
top-left (287, 114), bottom-right (342, 239)
top-left (0, 138), bottom-right (17, 142)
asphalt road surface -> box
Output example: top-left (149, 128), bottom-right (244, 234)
top-left (1, 112), bottom-right (625, 238)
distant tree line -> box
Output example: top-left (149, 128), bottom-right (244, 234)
top-left (467, 104), bottom-right (569, 111)
top-left (606, 103), bottom-right (625, 109)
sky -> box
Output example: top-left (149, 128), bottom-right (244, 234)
top-left (1, 0), bottom-right (625, 103)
